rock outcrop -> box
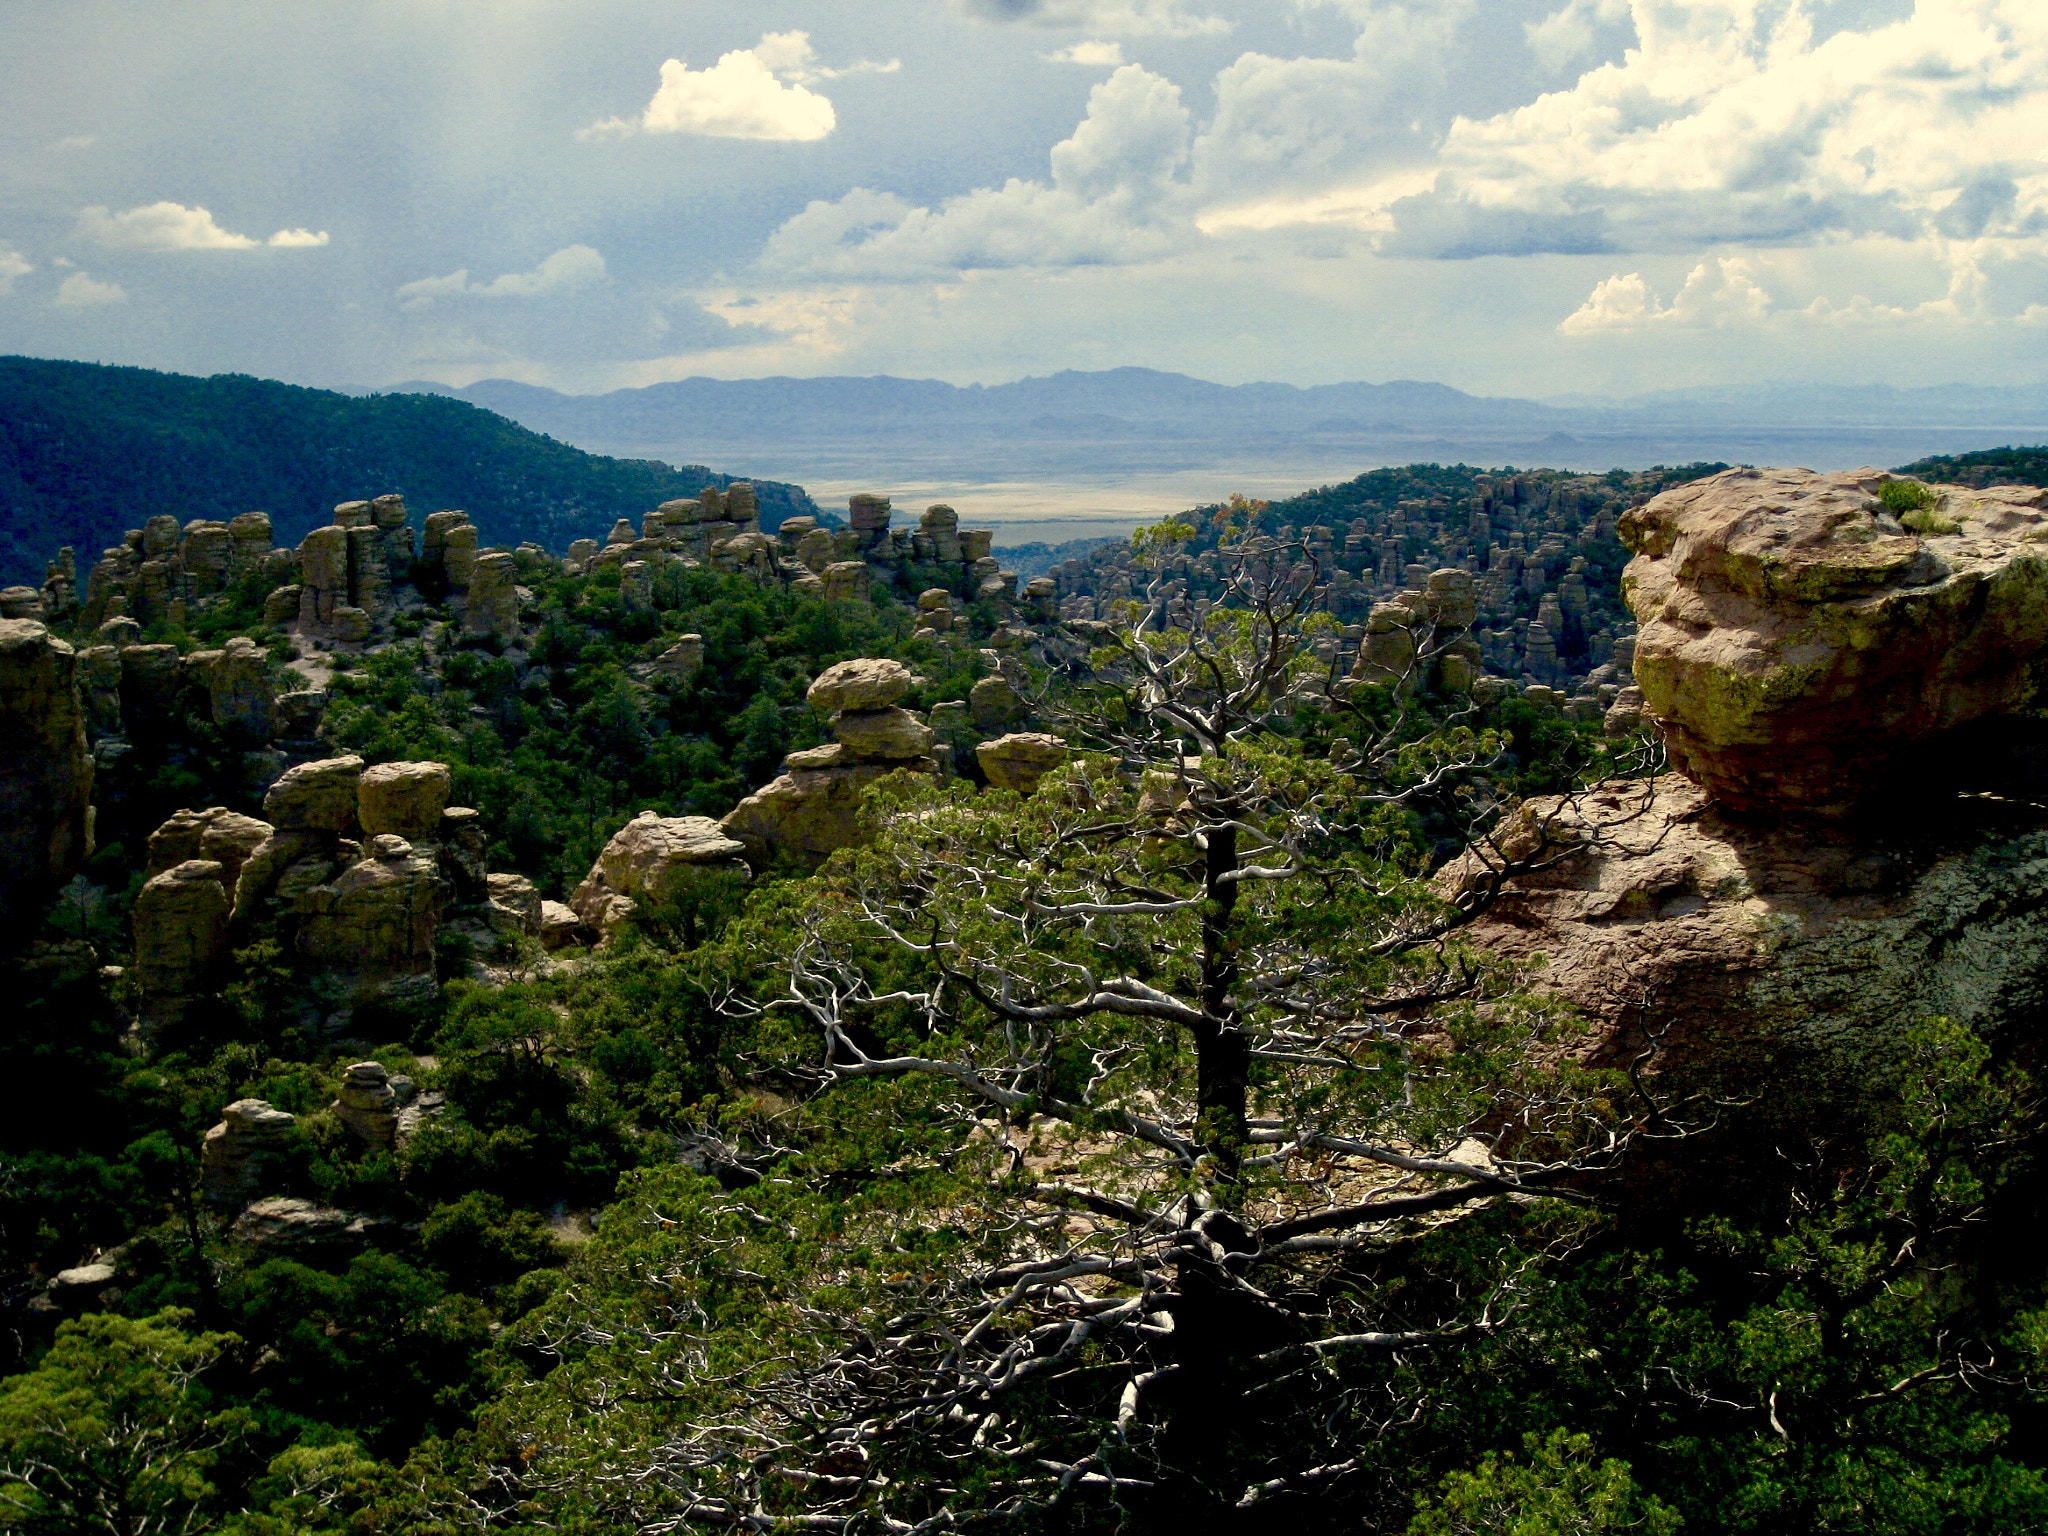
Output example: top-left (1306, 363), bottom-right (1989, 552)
top-left (1443, 776), bottom-right (2048, 1074)
top-left (295, 834), bottom-right (444, 1005)
top-left (357, 761), bottom-right (452, 841)
top-left (332, 1061), bottom-right (401, 1150)
top-left (0, 620), bottom-right (94, 936)
top-left (570, 812), bottom-right (751, 943)
top-left (1621, 467), bottom-right (2048, 817)
top-left (1449, 465), bottom-right (2048, 1073)
top-left (719, 658), bottom-right (943, 869)
top-left (975, 733), bottom-right (1068, 795)
top-left (201, 1099), bottom-right (299, 1210)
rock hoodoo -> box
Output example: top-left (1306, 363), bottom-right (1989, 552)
top-left (1621, 467), bottom-right (2048, 817)
top-left (719, 658), bottom-right (944, 870)
top-left (1455, 466), bottom-right (2048, 1071)
top-left (0, 619), bottom-right (94, 936)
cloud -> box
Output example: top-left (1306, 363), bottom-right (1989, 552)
top-left (1189, 3), bottom-right (1475, 233)
top-left (396, 245), bottom-right (608, 310)
top-left (54, 271), bottom-right (126, 308)
top-left (0, 248), bottom-right (31, 294)
top-left (762, 64), bottom-right (1193, 277)
top-left (1559, 257), bottom-right (1773, 332)
top-left (1523, 0), bottom-right (1632, 73)
top-left (76, 201), bottom-right (327, 252)
top-left (1384, 0), bottom-right (2048, 259)
top-left (1044, 41), bottom-right (1125, 65)
top-left (579, 32), bottom-right (839, 142)
top-left (47, 135), bottom-right (95, 152)
top-left (952, 0), bottom-right (1230, 36)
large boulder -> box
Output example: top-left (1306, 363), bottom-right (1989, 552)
top-left (332, 1061), bottom-right (400, 1150)
top-left (0, 622), bottom-right (93, 937)
top-left (806, 657), bottom-right (913, 714)
top-left (976, 733), bottom-right (1068, 795)
top-left (133, 859), bottom-right (231, 1001)
top-left (201, 1099), bottom-right (298, 1210)
top-left (295, 835), bottom-right (444, 1002)
top-left (357, 760), bottom-right (452, 841)
top-left (263, 755), bottom-right (364, 832)
top-left (570, 812), bottom-right (751, 942)
top-left (208, 636), bottom-right (275, 739)
top-left (834, 707), bottom-right (934, 762)
top-left (1440, 776), bottom-right (2048, 1076)
top-left (1621, 467), bottom-right (2048, 817)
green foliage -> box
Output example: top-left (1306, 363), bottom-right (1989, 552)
top-left (0, 1309), bottom-right (245, 1536)
top-left (0, 354), bottom-right (817, 584)
top-left (1893, 443), bottom-right (2048, 490)
top-left (1409, 1431), bottom-right (1683, 1536)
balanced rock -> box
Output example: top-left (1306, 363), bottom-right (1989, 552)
top-left (357, 760), bottom-right (452, 842)
top-left (834, 706), bottom-right (934, 762)
top-left (264, 755), bottom-right (363, 832)
top-left (976, 733), bottom-right (1068, 795)
top-left (1622, 467), bottom-right (2048, 816)
top-left (806, 657), bottom-right (913, 714)
top-left (0, 621), bottom-right (94, 934)
top-left (332, 1061), bottom-right (400, 1150)
top-left (570, 812), bottom-right (751, 943)
top-left (201, 1099), bottom-right (298, 1210)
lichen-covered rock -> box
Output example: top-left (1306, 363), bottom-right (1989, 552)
top-left (464, 551), bottom-right (519, 638)
top-left (263, 755), bottom-right (364, 832)
top-left (332, 1061), bottom-right (399, 1150)
top-left (538, 900), bottom-right (584, 949)
top-left (1621, 466), bottom-right (2048, 816)
top-left (231, 1196), bottom-right (389, 1253)
top-left (486, 872), bottom-right (542, 936)
top-left (1440, 776), bottom-right (2048, 1074)
top-left (0, 621), bottom-right (94, 937)
top-left (208, 636), bottom-right (275, 739)
top-left (295, 836), bottom-right (443, 1001)
top-left (570, 812), bottom-right (750, 941)
top-left (357, 760), bottom-right (452, 841)
top-left (834, 707), bottom-right (934, 762)
top-left (651, 634), bottom-right (704, 684)
top-left (976, 733), bottom-right (1068, 795)
top-left (807, 657), bottom-right (913, 714)
top-left (969, 674), bottom-right (1025, 732)
top-left (133, 859), bottom-right (231, 1000)
top-left (201, 1099), bottom-right (297, 1210)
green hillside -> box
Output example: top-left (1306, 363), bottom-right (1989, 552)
top-left (0, 356), bottom-right (817, 585)
top-left (1895, 443), bottom-right (2048, 488)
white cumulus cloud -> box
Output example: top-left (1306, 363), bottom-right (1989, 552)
top-left (77, 201), bottom-right (328, 251)
top-left (0, 248), bottom-right (32, 293)
top-left (1559, 257), bottom-right (1774, 332)
top-left (1044, 40), bottom-right (1125, 65)
top-left (396, 245), bottom-right (609, 310)
top-left (54, 271), bottom-right (126, 308)
top-left (580, 33), bottom-right (839, 142)
top-left (1384, 0), bottom-right (2048, 259)
top-left (762, 63), bottom-right (1193, 277)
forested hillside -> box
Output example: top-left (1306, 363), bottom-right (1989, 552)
top-left (1, 446), bottom-right (2047, 1533)
top-left (0, 357), bottom-right (817, 585)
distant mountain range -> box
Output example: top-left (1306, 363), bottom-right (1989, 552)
top-left (0, 357), bottom-right (817, 586)
top-left (410, 368), bottom-right (2048, 487)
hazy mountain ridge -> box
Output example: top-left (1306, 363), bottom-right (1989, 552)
top-left (0, 357), bottom-right (818, 586)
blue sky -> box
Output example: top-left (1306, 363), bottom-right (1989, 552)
top-left (1, 0), bottom-right (2043, 396)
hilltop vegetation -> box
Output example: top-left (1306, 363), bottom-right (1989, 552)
top-left (0, 356), bottom-right (817, 585)
top-left (1896, 443), bottom-right (2048, 489)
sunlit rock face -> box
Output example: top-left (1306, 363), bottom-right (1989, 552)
top-left (0, 619), bottom-right (93, 937)
top-left (1621, 466), bottom-right (2048, 817)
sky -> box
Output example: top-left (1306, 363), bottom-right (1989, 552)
top-left (1, 0), bottom-right (2044, 399)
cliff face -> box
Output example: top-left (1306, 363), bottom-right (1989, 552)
top-left (1452, 466), bottom-right (2048, 1072)
top-left (0, 620), bottom-right (93, 935)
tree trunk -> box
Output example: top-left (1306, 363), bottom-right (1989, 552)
top-left (1195, 821), bottom-right (1249, 1200)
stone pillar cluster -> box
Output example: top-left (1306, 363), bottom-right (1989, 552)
top-left (81, 511), bottom-right (286, 631)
